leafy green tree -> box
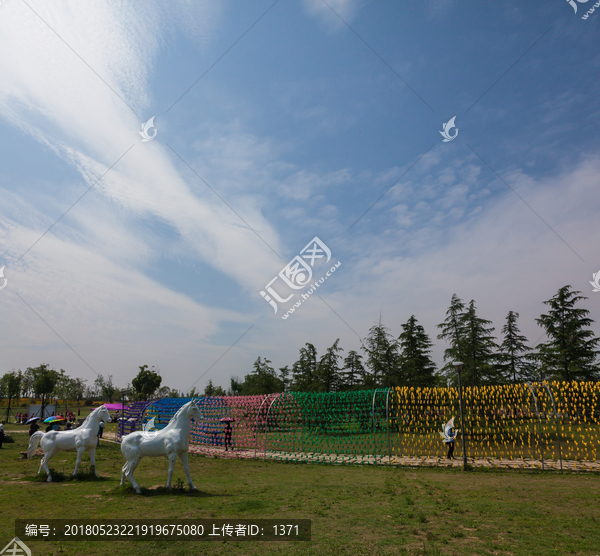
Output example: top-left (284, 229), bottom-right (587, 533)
top-left (315, 339), bottom-right (343, 392)
top-left (131, 365), bottom-right (162, 401)
top-left (341, 350), bottom-right (365, 390)
top-left (292, 343), bottom-right (318, 392)
top-left (363, 320), bottom-right (400, 387)
top-left (437, 294), bottom-right (466, 376)
top-left (71, 378), bottom-right (86, 403)
top-left (204, 380), bottom-right (226, 396)
top-left (398, 315), bottom-right (436, 387)
top-left (2, 370), bottom-right (22, 421)
top-left (186, 386), bottom-right (200, 398)
top-left (229, 377), bottom-right (243, 396)
top-left (21, 368), bottom-right (35, 400)
top-left (239, 357), bottom-right (283, 395)
top-left (498, 311), bottom-right (533, 383)
top-left (31, 364), bottom-right (59, 418)
top-left (535, 286), bottom-right (599, 381)
top-left (155, 386), bottom-right (171, 399)
top-left (94, 374), bottom-right (117, 402)
top-left (53, 370), bottom-right (78, 412)
top-left (168, 388), bottom-right (181, 398)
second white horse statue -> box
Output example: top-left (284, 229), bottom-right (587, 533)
top-left (27, 405), bottom-right (111, 482)
top-left (120, 400), bottom-right (202, 494)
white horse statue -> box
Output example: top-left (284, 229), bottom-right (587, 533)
top-left (27, 405), bottom-right (111, 482)
top-left (120, 400), bottom-right (202, 494)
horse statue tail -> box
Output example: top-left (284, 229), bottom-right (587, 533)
top-left (27, 431), bottom-right (45, 460)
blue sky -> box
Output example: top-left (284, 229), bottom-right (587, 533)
top-left (1, 0), bottom-right (599, 392)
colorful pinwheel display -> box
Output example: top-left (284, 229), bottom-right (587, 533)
top-left (138, 381), bottom-right (599, 469)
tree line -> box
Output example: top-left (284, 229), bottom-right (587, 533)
top-left (229, 285), bottom-right (599, 395)
top-left (2, 285), bottom-right (598, 407)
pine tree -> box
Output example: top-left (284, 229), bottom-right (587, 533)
top-left (292, 343), bottom-right (318, 392)
top-left (498, 311), bottom-right (532, 383)
top-left (341, 350), bottom-right (365, 390)
top-left (535, 286), bottom-right (599, 381)
top-left (278, 366), bottom-right (291, 392)
top-left (363, 320), bottom-right (400, 387)
top-left (436, 294), bottom-right (466, 376)
top-left (315, 339), bottom-right (343, 392)
top-left (398, 315), bottom-right (436, 387)
top-left (461, 300), bottom-right (499, 386)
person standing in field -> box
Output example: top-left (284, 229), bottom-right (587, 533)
top-left (224, 421), bottom-right (233, 451)
top-left (97, 420), bottom-right (104, 446)
top-left (0, 422), bottom-right (5, 449)
top-left (440, 417), bottom-right (457, 460)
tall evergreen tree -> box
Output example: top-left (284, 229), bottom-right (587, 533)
top-left (292, 343), bottom-right (318, 392)
top-left (363, 320), bottom-right (400, 387)
top-left (498, 311), bottom-right (533, 383)
top-left (315, 339), bottom-right (343, 392)
top-left (398, 315), bottom-right (436, 387)
top-left (278, 366), bottom-right (291, 392)
top-left (436, 294), bottom-right (467, 376)
top-left (535, 286), bottom-right (599, 381)
top-left (341, 350), bottom-right (365, 390)
top-left (461, 300), bottom-right (499, 386)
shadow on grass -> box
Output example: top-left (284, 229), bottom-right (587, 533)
top-left (24, 465), bottom-right (108, 483)
top-left (112, 479), bottom-right (218, 498)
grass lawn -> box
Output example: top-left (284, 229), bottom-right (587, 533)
top-left (0, 432), bottom-right (598, 555)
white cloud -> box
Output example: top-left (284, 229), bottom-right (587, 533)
top-left (302, 0), bottom-right (363, 26)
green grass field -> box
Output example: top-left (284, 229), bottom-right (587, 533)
top-left (1, 429), bottom-right (599, 555)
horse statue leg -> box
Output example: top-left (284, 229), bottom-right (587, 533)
top-left (40, 446), bottom-right (58, 483)
top-left (87, 446), bottom-right (99, 477)
top-left (178, 451), bottom-right (197, 491)
top-left (122, 455), bottom-right (143, 494)
top-left (165, 451), bottom-right (178, 489)
top-left (73, 445), bottom-right (86, 476)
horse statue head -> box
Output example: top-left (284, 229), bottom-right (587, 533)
top-left (94, 405), bottom-right (111, 424)
top-left (183, 400), bottom-right (203, 422)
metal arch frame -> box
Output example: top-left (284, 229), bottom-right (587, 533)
top-left (253, 393), bottom-right (280, 459)
top-left (386, 387), bottom-right (392, 464)
top-left (262, 393), bottom-right (284, 460)
top-left (371, 388), bottom-right (391, 465)
top-left (539, 382), bottom-right (562, 472)
top-left (526, 382), bottom-right (562, 472)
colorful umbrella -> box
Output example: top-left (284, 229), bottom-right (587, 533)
top-left (43, 416), bottom-right (66, 423)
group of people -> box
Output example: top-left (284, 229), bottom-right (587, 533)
top-left (14, 409), bottom-right (80, 424)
